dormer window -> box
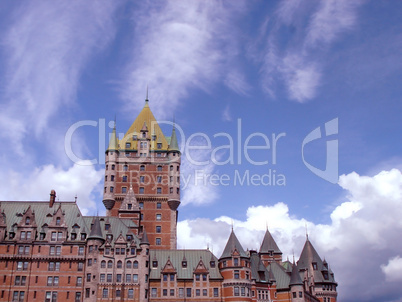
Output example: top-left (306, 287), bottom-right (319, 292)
top-left (105, 224), bottom-right (110, 230)
top-left (152, 135), bottom-right (156, 141)
top-left (81, 233), bottom-right (86, 240)
top-left (157, 143), bottom-right (162, 149)
top-left (152, 261), bottom-right (158, 268)
top-left (107, 234), bottom-right (113, 241)
top-left (142, 132), bottom-right (146, 138)
top-left (128, 204), bottom-right (132, 210)
top-left (140, 165), bottom-right (145, 171)
top-left (133, 135), bottom-right (137, 140)
top-left (56, 217), bottom-right (61, 226)
top-left (312, 262), bottom-right (317, 270)
top-left (182, 261), bottom-right (187, 268)
top-left (25, 217), bottom-right (30, 225)
top-left (210, 261), bottom-right (215, 268)
top-left (126, 143), bottom-right (130, 148)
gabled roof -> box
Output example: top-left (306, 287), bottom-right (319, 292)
top-left (220, 230), bottom-right (248, 259)
top-left (149, 250), bottom-right (222, 280)
top-left (260, 229), bottom-right (281, 254)
top-left (268, 261), bottom-right (291, 289)
top-left (119, 185), bottom-right (139, 211)
top-left (250, 253), bottom-right (271, 283)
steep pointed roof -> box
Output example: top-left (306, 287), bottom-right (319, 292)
top-left (289, 262), bottom-right (303, 286)
top-left (107, 122), bottom-right (119, 151)
top-left (168, 125), bottom-right (180, 152)
top-left (297, 238), bottom-right (336, 284)
top-left (260, 229), bottom-right (281, 254)
top-left (123, 99), bottom-right (169, 150)
top-left (220, 230), bottom-right (247, 259)
top-left (88, 216), bottom-right (104, 242)
top-left (140, 229), bottom-right (150, 245)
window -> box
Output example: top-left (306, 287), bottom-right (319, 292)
top-left (157, 187), bottom-right (162, 194)
top-left (100, 274), bottom-right (105, 282)
top-left (156, 214), bottom-right (161, 221)
top-left (140, 165), bottom-right (145, 171)
top-left (56, 217), bottom-right (60, 226)
top-left (78, 262), bottom-right (83, 271)
top-left (76, 277), bottom-right (82, 286)
top-left (86, 274), bottom-right (91, 282)
top-left (107, 274), bottom-right (112, 282)
top-left (157, 143), bottom-right (162, 149)
top-left (78, 246), bottom-right (84, 255)
top-left (117, 260), bottom-right (122, 268)
top-left (116, 290), bottom-right (121, 297)
top-left (210, 260), bottom-right (215, 268)
top-left (56, 246), bottom-right (61, 256)
top-left (133, 261), bottom-right (138, 269)
top-left (126, 274), bottom-right (131, 283)
top-left (101, 260), bottom-right (106, 268)
top-left (110, 186), bottom-right (114, 193)
top-left (241, 287), bottom-right (245, 296)
top-left (105, 247), bottom-right (110, 255)
top-left (299, 291), bottom-right (303, 298)
top-left (126, 261), bottom-right (132, 269)
top-left (103, 288), bottom-right (108, 298)
top-left (122, 187), bottom-right (127, 193)
top-left (196, 289), bottom-right (200, 296)
top-left (156, 202), bottom-right (161, 209)
top-left (128, 289), bottom-right (134, 298)
top-left (111, 164), bottom-right (115, 170)
top-left (157, 176), bottom-right (162, 183)
top-left (203, 289), bottom-right (207, 296)
top-left (312, 262), bottom-right (317, 270)
top-left (170, 274), bottom-right (175, 281)
top-left (126, 142), bottom-right (130, 148)
top-left (122, 176), bottom-right (128, 182)
top-left (139, 187), bottom-right (144, 194)
top-left (234, 258), bottom-right (239, 266)
top-left (163, 289), bottom-right (167, 296)
top-left (182, 260), bottom-right (187, 268)
top-left (234, 270), bottom-right (239, 279)
top-left (123, 165), bottom-right (128, 171)
top-left (108, 261), bottom-right (113, 268)
top-left (140, 176), bottom-right (145, 183)
top-left (157, 165), bottom-right (162, 171)
top-left (234, 286), bottom-right (239, 296)
top-left (25, 217), bottom-right (30, 225)
top-left (195, 274), bottom-right (200, 281)
top-left (133, 274), bottom-right (138, 282)
top-left (57, 232), bottom-right (63, 241)
top-left (170, 187), bottom-right (173, 193)
top-left (88, 259), bottom-right (92, 267)
top-left (151, 288), bottom-right (157, 298)
top-left (152, 260), bottom-right (158, 268)
top-left (111, 175), bottom-right (114, 181)
top-left (156, 226), bottom-right (161, 233)
top-left (186, 288), bottom-right (191, 297)
top-left (170, 165), bottom-right (173, 171)
top-left (51, 232), bottom-right (56, 241)
top-left (203, 274), bottom-right (207, 281)
top-left (116, 274), bottom-right (122, 283)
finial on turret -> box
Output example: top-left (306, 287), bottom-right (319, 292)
top-left (146, 85), bottom-right (149, 101)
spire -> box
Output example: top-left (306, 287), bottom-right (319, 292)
top-left (259, 229), bottom-right (281, 254)
top-left (88, 216), bottom-right (104, 242)
top-left (168, 122), bottom-right (180, 152)
top-left (107, 120), bottom-right (118, 151)
top-left (144, 86), bottom-right (149, 108)
top-left (220, 229), bottom-right (247, 259)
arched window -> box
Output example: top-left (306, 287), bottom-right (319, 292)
top-left (126, 261), bottom-right (132, 269)
top-left (117, 260), bottom-right (122, 268)
top-left (140, 165), bottom-right (145, 171)
top-left (101, 260), bottom-right (106, 268)
top-left (107, 260), bottom-right (113, 268)
top-left (133, 261), bottom-right (138, 269)
top-left (25, 217), bottom-right (30, 225)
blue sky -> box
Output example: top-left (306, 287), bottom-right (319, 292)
top-left (1, 1), bottom-right (402, 301)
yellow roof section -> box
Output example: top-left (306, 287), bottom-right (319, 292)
top-left (122, 100), bottom-right (169, 150)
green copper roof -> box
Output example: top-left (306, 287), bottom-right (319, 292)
top-left (149, 249), bottom-right (222, 280)
top-left (168, 126), bottom-right (180, 152)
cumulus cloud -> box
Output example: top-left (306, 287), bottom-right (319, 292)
top-left (121, 1), bottom-right (249, 118)
top-left (178, 168), bottom-right (402, 302)
top-left (0, 161), bottom-right (103, 215)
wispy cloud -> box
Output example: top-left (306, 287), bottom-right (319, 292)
top-left (256, 0), bottom-right (365, 102)
top-left (222, 105), bottom-right (232, 122)
top-left (121, 1), bottom-right (249, 118)
top-left (178, 168), bottom-right (402, 302)
top-left (0, 1), bottom-right (121, 154)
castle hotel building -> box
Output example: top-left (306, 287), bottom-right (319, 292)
top-left (0, 97), bottom-right (337, 302)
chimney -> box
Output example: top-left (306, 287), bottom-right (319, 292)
top-left (50, 190), bottom-right (56, 208)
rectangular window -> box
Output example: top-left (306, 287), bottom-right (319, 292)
top-left (102, 289), bottom-right (108, 298)
top-left (234, 270), bottom-right (239, 279)
top-left (186, 288), bottom-right (191, 297)
top-left (116, 274), bottom-right (122, 283)
top-left (163, 289), bottom-right (167, 296)
top-left (156, 238), bottom-right (161, 245)
top-left (107, 274), bottom-right (112, 282)
top-left (203, 289), bottom-right (207, 296)
top-left (151, 288), bottom-right (157, 298)
top-left (126, 274), bottom-right (131, 283)
top-left (128, 289), bottom-right (134, 298)
top-left (78, 262), bottom-right (83, 271)
top-left (139, 187), bottom-right (144, 194)
top-left (20, 232), bottom-right (26, 240)
top-left (156, 214), bottom-right (161, 221)
top-left (51, 232), bottom-right (56, 241)
top-left (157, 187), bottom-right (162, 194)
top-left (57, 232), bottom-right (62, 241)
top-left (133, 274), bottom-right (138, 282)
top-left (234, 286), bottom-right (239, 296)
top-left (100, 274), bottom-right (105, 282)
top-left (156, 226), bottom-right (161, 233)
top-left (179, 288), bottom-right (184, 297)
top-left (196, 289), bottom-right (200, 296)
top-left (170, 289), bottom-right (175, 296)
top-left (26, 231), bottom-right (31, 239)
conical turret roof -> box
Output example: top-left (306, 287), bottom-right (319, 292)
top-left (140, 229), bottom-right (150, 245)
top-left (260, 229), bottom-right (281, 254)
top-left (220, 230), bottom-right (247, 259)
top-left (107, 122), bottom-right (118, 151)
top-left (168, 125), bottom-right (180, 152)
top-left (88, 216), bottom-right (104, 242)
top-left (289, 262), bottom-right (303, 286)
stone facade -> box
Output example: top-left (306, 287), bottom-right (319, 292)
top-left (0, 98), bottom-right (337, 302)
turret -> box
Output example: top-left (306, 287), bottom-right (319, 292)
top-left (289, 261), bottom-right (304, 302)
top-left (103, 122), bottom-right (118, 214)
top-left (259, 228), bottom-right (282, 265)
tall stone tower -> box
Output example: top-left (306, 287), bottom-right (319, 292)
top-left (102, 97), bottom-right (180, 250)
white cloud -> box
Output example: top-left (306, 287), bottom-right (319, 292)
top-left (178, 168), bottom-right (402, 302)
top-left (381, 256), bottom-right (402, 282)
top-left (121, 1), bottom-right (249, 118)
top-left (0, 1), bottom-right (120, 153)
top-left (222, 105), bottom-right (232, 122)
top-left (0, 161), bottom-right (103, 215)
